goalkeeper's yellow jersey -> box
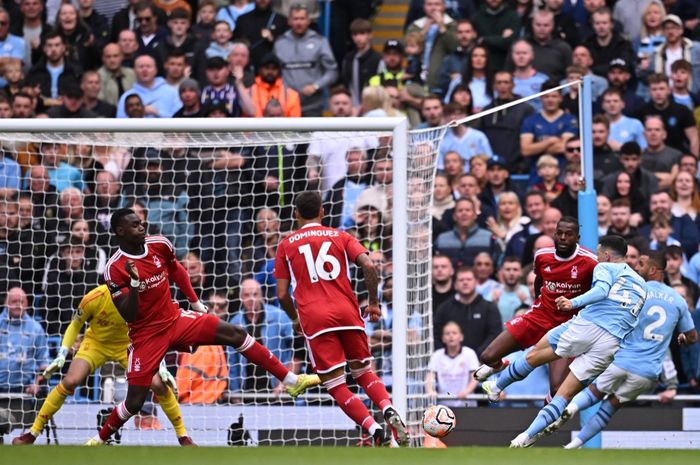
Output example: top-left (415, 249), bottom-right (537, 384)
top-left (68, 284), bottom-right (130, 347)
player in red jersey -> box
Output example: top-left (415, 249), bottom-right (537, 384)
top-left (86, 208), bottom-right (320, 445)
top-left (474, 217), bottom-right (598, 395)
top-left (274, 191), bottom-right (409, 446)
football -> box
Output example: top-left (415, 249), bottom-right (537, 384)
top-left (422, 405), bottom-right (456, 438)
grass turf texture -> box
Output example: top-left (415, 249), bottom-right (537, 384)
top-left (2, 446), bottom-right (697, 465)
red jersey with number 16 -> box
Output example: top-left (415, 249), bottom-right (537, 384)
top-left (273, 223), bottom-right (368, 339)
top-left (532, 245), bottom-right (598, 321)
top-left (104, 236), bottom-right (180, 338)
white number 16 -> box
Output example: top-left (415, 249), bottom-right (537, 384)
top-left (298, 241), bottom-right (341, 282)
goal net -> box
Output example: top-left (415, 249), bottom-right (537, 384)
top-left (0, 118), bottom-right (444, 446)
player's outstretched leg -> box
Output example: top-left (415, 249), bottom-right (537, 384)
top-left (214, 322), bottom-right (319, 397)
top-left (13, 359), bottom-right (92, 445)
top-left (565, 398), bottom-right (619, 449)
top-left (87, 385), bottom-right (150, 445)
top-left (545, 384), bottom-right (603, 436)
top-left (150, 376), bottom-right (195, 446)
top-left (474, 331), bottom-right (521, 381)
top-left (349, 362), bottom-right (408, 446)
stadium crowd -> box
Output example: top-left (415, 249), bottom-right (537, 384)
top-left (1, 0), bottom-right (700, 427)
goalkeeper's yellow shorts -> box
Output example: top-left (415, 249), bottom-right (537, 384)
top-left (74, 334), bottom-right (128, 371)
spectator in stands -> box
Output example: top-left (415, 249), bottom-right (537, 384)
top-left (445, 45), bottom-right (493, 112)
top-left (415, 94), bottom-right (443, 130)
top-left (216, 0), bottom-right (253, 31)
top-left (669, 59), bottom-right (700, 110)
top-left (679, 153), bottom-right (699, 179)
top-left (0, 7), bottom-right (25, 89)
top-left (432, 173), bottom-right (455, 229)
top-left (649, 214), bottom-right (681, 252)
top-left (433, 267), bottom-right (502, 354)
top-left (323, 147), bottom-right (370, 229)
top-left (355, 154), bottom-right (393, 223)
top-left (340, 19), bottom-right (381, 108)
top-left (368, 40), bottom-right (405, 90)
top-left (442, 151), bottom-right (465, 195)
top-left (53, 2), bottom-right (97, 70)
top-left (646, 14), bottom-right (700, 91)
top-left (480, 71), bottom-right (535, 174)
top-left (435, 197), bottom-right (497, 267)
top-left (602, 141), bottom-right (658, 202)
top-left (641, 190), bottom-right (699, 258)
top-left (233, 0), bottom-right (288, 70)
top-left (671, 171), bottom-right (700, 221)
top-left (134, 2), bottom-right (168, 56)
top-left (541, 0), bottom-right (579, 48)
top-left (249, 53), bottom-right (300, 118)
top-left (472, 0), bottom-right (519, 71)
top-left (80, 71), bottom-right (116, 117)
top-left (117, 29), bottom-right (139, 68)
top-left (172, 78), bottom-right (203, 117)
top-left (205, 20), bottom-right (234, 59)
top-left (609, 170), bottom-right (649, 226)
top-left (551, 162), bottom-right (581, 218)
top-left (155, 8), bottom-right (201, 72)
top-left (85, 170), bottom-right (121, 242)
top-left (425, 321), bottom-right (479, 407)
top-left (97, 43), bottom-right (136, 107)
top-left (566, 45), bottom-right (608, 101)
top-left (0, 287), bottom-right (48, 395)
top-left (602, 88), bottom-right (646, 151)
top-left (12, 0), bottom-right (47, 71)
top-left (437, 19), bottom-right (476, 96)
top-left (635, 74), bottom-right (699, 157)
top-left (47, 82), bottom-right (98, 118)
top-left (520, 79), bottom-right (577, 183)
top-left (432, 254), bottom-right (455, 313)
top-left (0, 198), bottom-right (21, 301)
top-left (274, 4), bottom-right (337, 117)
top-left (642, 115), bottom-right (682, 190)
top-left (473, 251), bottom-right (498, 299)
top-left (0, 149), bottom-right (20, 199)
top-left (509, 39), bottom-right (548, 112)
top-left (595, 194), bottom-right (611, 236)
top-left (665, 245), bottom-right (700, 305)
top-left (55, 186), bottom-right (86, 244)
top-left (190, 0), bottom-right (216, 45)
top-left (486, 191), bottom-right (528, 252)
top-left (468, 154), bottom-right (488, 188)
top-left (111, 0), bottom-right (166, 42)
top-left (174, 251), bottom-right (207, 308)
top-left (78, 0), bottom-right (109, 50)
top-left (584, 7), bottom-right (635, 77)
top-left (26, 31), bottom-right (81, 101)
top-left (116, 54), bottom-right (181, 118)
top-left (599, 58), bottom-right (644, 117)
top-left (478, 155), bottom-right (512, 217)
top-left (226, 41), bottom-right (255, 88)
top-left (591, 115), bottom-right (622, 185)
top-left (25, 164), bottom-right (58, 224)
top-left (123, 93), bottom-right (145, 118)
top-left (38, 143), bottom-right (83, 194)
top-left (490, 256), bottom-right (531, 325)
top-left (532, 155), bottom-right (563, 202)
top-left (505, 190), bottom-right (546, 261)
top-left (68, 218), bottom-right (107, 275)
top-left (437, 102), bottom-right (493, 169)
top-left (405, 0), bottom-right (457, 94)
top-left (606, 198), bottom-right (646, 244)
top-left (0, 95), bottom-right (11, 118)
top-left (526, 9), bottom-right (571, 82)
top-left (227, 279), bottom-right (293, 394)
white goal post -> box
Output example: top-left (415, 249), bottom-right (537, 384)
top-left (0, 116), bottom-right (444, 446)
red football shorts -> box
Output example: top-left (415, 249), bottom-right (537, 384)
top-left (505, 309), bottom-right (573, 349)
top-left (305, 329), bottom-right (373, 374)
top-left (127, 310), bottom-right (220, 386)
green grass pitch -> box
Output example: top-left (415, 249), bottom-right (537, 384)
top-left (2, 446), bottom-right (697, 465)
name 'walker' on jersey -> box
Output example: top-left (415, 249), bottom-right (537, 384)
top-left (273, 223), bottom-right (368, 339)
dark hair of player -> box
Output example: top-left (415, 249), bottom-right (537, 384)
top-left (645, 250), bottom-right (666, 271)
top-left (294, 191), bottom-right (323, 220)
top-left (111, 208), bottom-right (136, 233)
top-left (558, 216), bottom-right (579, 231)
top-left (599, 235), bottom-right (627, 258)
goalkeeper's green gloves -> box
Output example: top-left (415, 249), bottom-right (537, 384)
top-left (43, 347), bottom-right (69, 378)
top-left (159, 359), bottom-right (178, 396)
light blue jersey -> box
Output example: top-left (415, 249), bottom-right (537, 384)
top-left (572, 262), bottom-right (647, 339)
top-left (614, 280), bottom-right (695, 380)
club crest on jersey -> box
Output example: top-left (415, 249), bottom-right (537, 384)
top-left (153, 256), bottom-right (162, 268)
top-left (134, 358), bottom-right (141, 372)
top-left (139, 281), bottom-right (146, 291)
top-left (571, 266), bottom-right (578, 279)
top-left (546, 281), bottom-right (556, 292)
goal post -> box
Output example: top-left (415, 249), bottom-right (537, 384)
top-left (0, 116), bottom-right (445, 446)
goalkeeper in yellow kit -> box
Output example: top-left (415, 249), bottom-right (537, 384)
top-left (12, 283), bottom-right (195, 445)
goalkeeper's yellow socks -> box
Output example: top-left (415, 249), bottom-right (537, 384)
top-left (31, 382), bottom-right (72, 436)
top-left (156, 388), bottom-right (188, 438)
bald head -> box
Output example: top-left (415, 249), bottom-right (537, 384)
top-left (102, 43), bottom-right (124, 71)
top-left (534, 234), bottom-right (555, 251)
top-left (5, 287), bottom-right (28, 319)
top-left (240, 279), bottom-right (263, 313)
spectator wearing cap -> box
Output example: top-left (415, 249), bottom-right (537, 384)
top-left (0, 7), bottom-right (26, 89)
top-left (478, 155), bottom-right (513, 218)
top-left (438, 102), bottom-right (493, 170)
top-left (250, 53), bottom-right (300, 118)
top-left (116, 54), bottom-right (181, 118)
top-left (201, 55), bottom-right (254, 117)
top-left (520, 79), bottom-right (577, 184)
top-left (368, 40), bottom-right (405, 87)
top-left (601, 87), bottom-right (646, 151)
top-left (26, 31), bottom-right (82, 101)
top-left (274, 4), bottom-right (338, 116)
top-left (81, 70), bottom-right (116, 118)
top-left (645, 14), bottom-right (700, 92)
top-left (341, 19), bottom-right (382, 108)
top-left (480, 71), bottom-right (535, 173)
top-left (583, 7), bottom-right (635, 77)
top-left (406, 0), bottom-right (457, 93)
top-left (173, 79), bottom-right (204, 117)
top-left (471, 0), bottom-right (519, 72)
top-left (594, 57), bottom-right (643, 116)
top-left (134, 2), bottom-right (169, 56)
top-left (97, 43), bottom-right (136, 106)
top-left (46, 81), bottom-right (98, 118)
top-left (233, 0), bottom-right (289, 70)
top-left (635, 73), bottom-right (699, 157)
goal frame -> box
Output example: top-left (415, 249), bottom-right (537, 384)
top-left (0, 116), bottom-right (412, 426)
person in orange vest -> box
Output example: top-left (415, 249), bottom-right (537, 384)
top-left (250, 53), bottom-right (301, 117)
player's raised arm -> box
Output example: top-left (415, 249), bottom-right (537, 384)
top-left (165, 248), bottom-right (207, 313)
